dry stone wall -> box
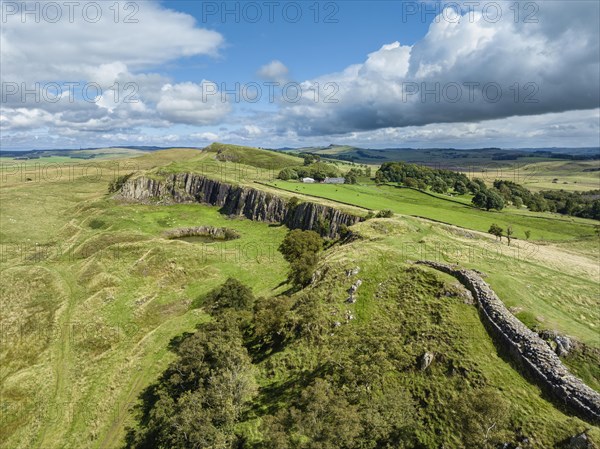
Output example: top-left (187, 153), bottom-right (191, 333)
top-left (417, 260), bottom-right (600, 424)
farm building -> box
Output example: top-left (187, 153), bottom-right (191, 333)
top-left (324, 177), bottom-right (345, 184)
top-left (302, 177), bottom-right (315, 183)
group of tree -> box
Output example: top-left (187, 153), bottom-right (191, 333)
top-left (489, 180), bottom-right (600, 218)
top-left (128, 269), bottom-right (517, 449)
top-left (375, 161), bottom-right (477, 195)
top-left (278, 229), bottom-right (324, 288)
top-left (376, 162), bottom-right (600, 218)
top-left (278, 162), bottom-right (341, 182)
top-left (127, 279), bottom-right (258, 449)
top-left (488, 223), bottom-right (516, 245)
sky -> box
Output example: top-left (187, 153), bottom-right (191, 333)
top-left (1, 0), bottom-right (599, 150)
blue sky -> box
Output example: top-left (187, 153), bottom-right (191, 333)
top-left (1, 1), bottom-right (599, 150)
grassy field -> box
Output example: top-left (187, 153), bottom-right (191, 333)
top-left (265, 180), bottom-right (598, 241)
top-left (1, 146), bottom-right (598, 448)
top-left (0, 149), bottom-right (292, 448)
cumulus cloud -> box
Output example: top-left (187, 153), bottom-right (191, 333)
top-left (1, 2), bottom-right (223, 83)
top-left (0, 1), bottom-right (227, 137)
top-left (275, 1), bottom-right (600, 136)
top-left (257, 60), bottom-right (290, 83)
top-left (157, 82), bottom-right (231, 126)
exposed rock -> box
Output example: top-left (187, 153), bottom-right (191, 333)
top-left (569, 431), bottom-right (593, 449)
top-left (162, 226), bottom-right (239, 240)
top-left (346, 266), bottom-right (360, 277)
top-left (118, 174), bottom-right (361, 238)
top-left (345, 310), bottom-right (355, 321)
top-left (345, 295), bottom-right (356, 304)
top-left (417, 260), bottom-right (600, 424)
top-left (556, 335), bottom-right (572, 357)
top-left (420, 352), bottom-right (434, 370)
top-left (347, 279), bottom-right (363, 295)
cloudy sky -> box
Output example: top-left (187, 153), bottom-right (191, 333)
top-left (1, 0), bottom-right (599, 150)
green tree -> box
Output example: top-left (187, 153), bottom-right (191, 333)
top-left (454, 180), bottom-right (467, 195)
top-left (472, 191), bottom-right (488, 209)
top-left (194, 278), bottom-right (255, 312)
top-left (485, 190), bottom-right (505, 211)
top-left (253, 296), bottom-right (295, 347)
top-left (126, 320), bottom-right (257, 449)
top-left (488, 223), bottom-right (503, 241)
top-left (278, 167), bottom-right (298, 180)
top-left (506, 225), bottom-right (513, 246)
top-left (278, 230), bottom-right (323, 263)
top-left (524, 229), bottom-right (531, 240)
top-left (278, 230), bottom-right (323, 288)
top-left (431, 177), bottom-right (448, 193)
top-left (289, 252), bottom-right (320, 288)
top-left (375, 209), bottom-right (394, 218)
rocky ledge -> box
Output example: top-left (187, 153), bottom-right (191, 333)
top-left (117, 173), bottom-right (362, 238)
top-left (417, 260), bottom-right (600, 424)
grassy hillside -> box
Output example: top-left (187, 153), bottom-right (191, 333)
top-left (1, 146), bottom-right (598, 448)
top-left (282, 146), bottom-right (600, 191)
top-left (265, 180), bottom-right (598, 241)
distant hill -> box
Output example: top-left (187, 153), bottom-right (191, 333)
top-left (276, 145), bottom-right (600, 165)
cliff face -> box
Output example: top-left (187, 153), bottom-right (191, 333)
top-left (118, 173), bottom-right (361, 238)
top-left (417, 261), bottom-right (600, 424)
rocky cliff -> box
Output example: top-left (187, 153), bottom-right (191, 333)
top-left (118, 173), bottom-right (361, 238)
top-left (417, 260), bottom-right (600, 424)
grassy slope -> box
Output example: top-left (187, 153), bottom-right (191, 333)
top-left (266, 180), bottom-right (598, 241)
top-left (245, 223), bottom-right (599, 447)
top-left (1, 146), bottom-right (598, 448)
top-left (0, 149), bottom-right (290, 448)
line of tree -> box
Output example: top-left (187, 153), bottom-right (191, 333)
top-left (493, 180), bottom-right (600, 219)
top-left (375, 161), bottom-right (476, 194)
top-left (278, 162), bottom-right (341, 182)
top-left (375, 162), bottom-right (600, 218)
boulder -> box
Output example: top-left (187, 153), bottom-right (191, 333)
top-left (568, 431), bottom-right (592, 449)
top-left (420, 352), bottom-right (434, 370)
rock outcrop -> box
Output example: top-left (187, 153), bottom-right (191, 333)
top-left (417, 260), bottom-right (600, 424)
top-left (118, 174), bottom-right (362, 238)
top-left (162, 226), bottom-right (240, 241)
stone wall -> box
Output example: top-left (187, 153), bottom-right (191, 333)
top-left (417, 260), bottom-right (600, 424)
top-left (118, 173), bottom-right (361, 238)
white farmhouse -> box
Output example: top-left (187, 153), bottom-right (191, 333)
top-left (302, 177), bottom-right (315, 183)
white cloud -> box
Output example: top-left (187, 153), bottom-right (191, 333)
top-left (257, 60), bottom-right (290, 83)
top-left (0, 2), bottom-right (223, 83)
top-left (275, 1), bottom-right (600, 137)
top-left (156, 82), bottom-right (231, 126)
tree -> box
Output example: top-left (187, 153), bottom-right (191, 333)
top-left (506, 225), bottom-right (513, 246)
top-left (488, 223), bottom-right (503, 241)
top-left (524, 230), bottom-right (531, 240)
top-left (253, 296), bottom-right (295, 347)
top-left (289, 252), bottom-right (320, 288)
top-left (474, 190), bottom-right (504, 211)
top-left (278, 230), bottom-right (323, 288)
top-left (513, 196), bottom-right (523, 208)
top-left (454, 180), bottom-right (468, 195)
top-left (194, 278), bottom-right (255, 312)
top-left (472, 191), bottom-right (488, 209)
top-left (431, 177), bottom-right (448, 193)
top-left (278, 230), bottom-right (323, 263)
top-left (376, 209), bottom-right (394, 218)
top-left (126, 319), bottom-right (257, 449)
top-left (278, 167), bottom-right (298, 181)
top-left (485, 190), bottom-right (505, 211)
